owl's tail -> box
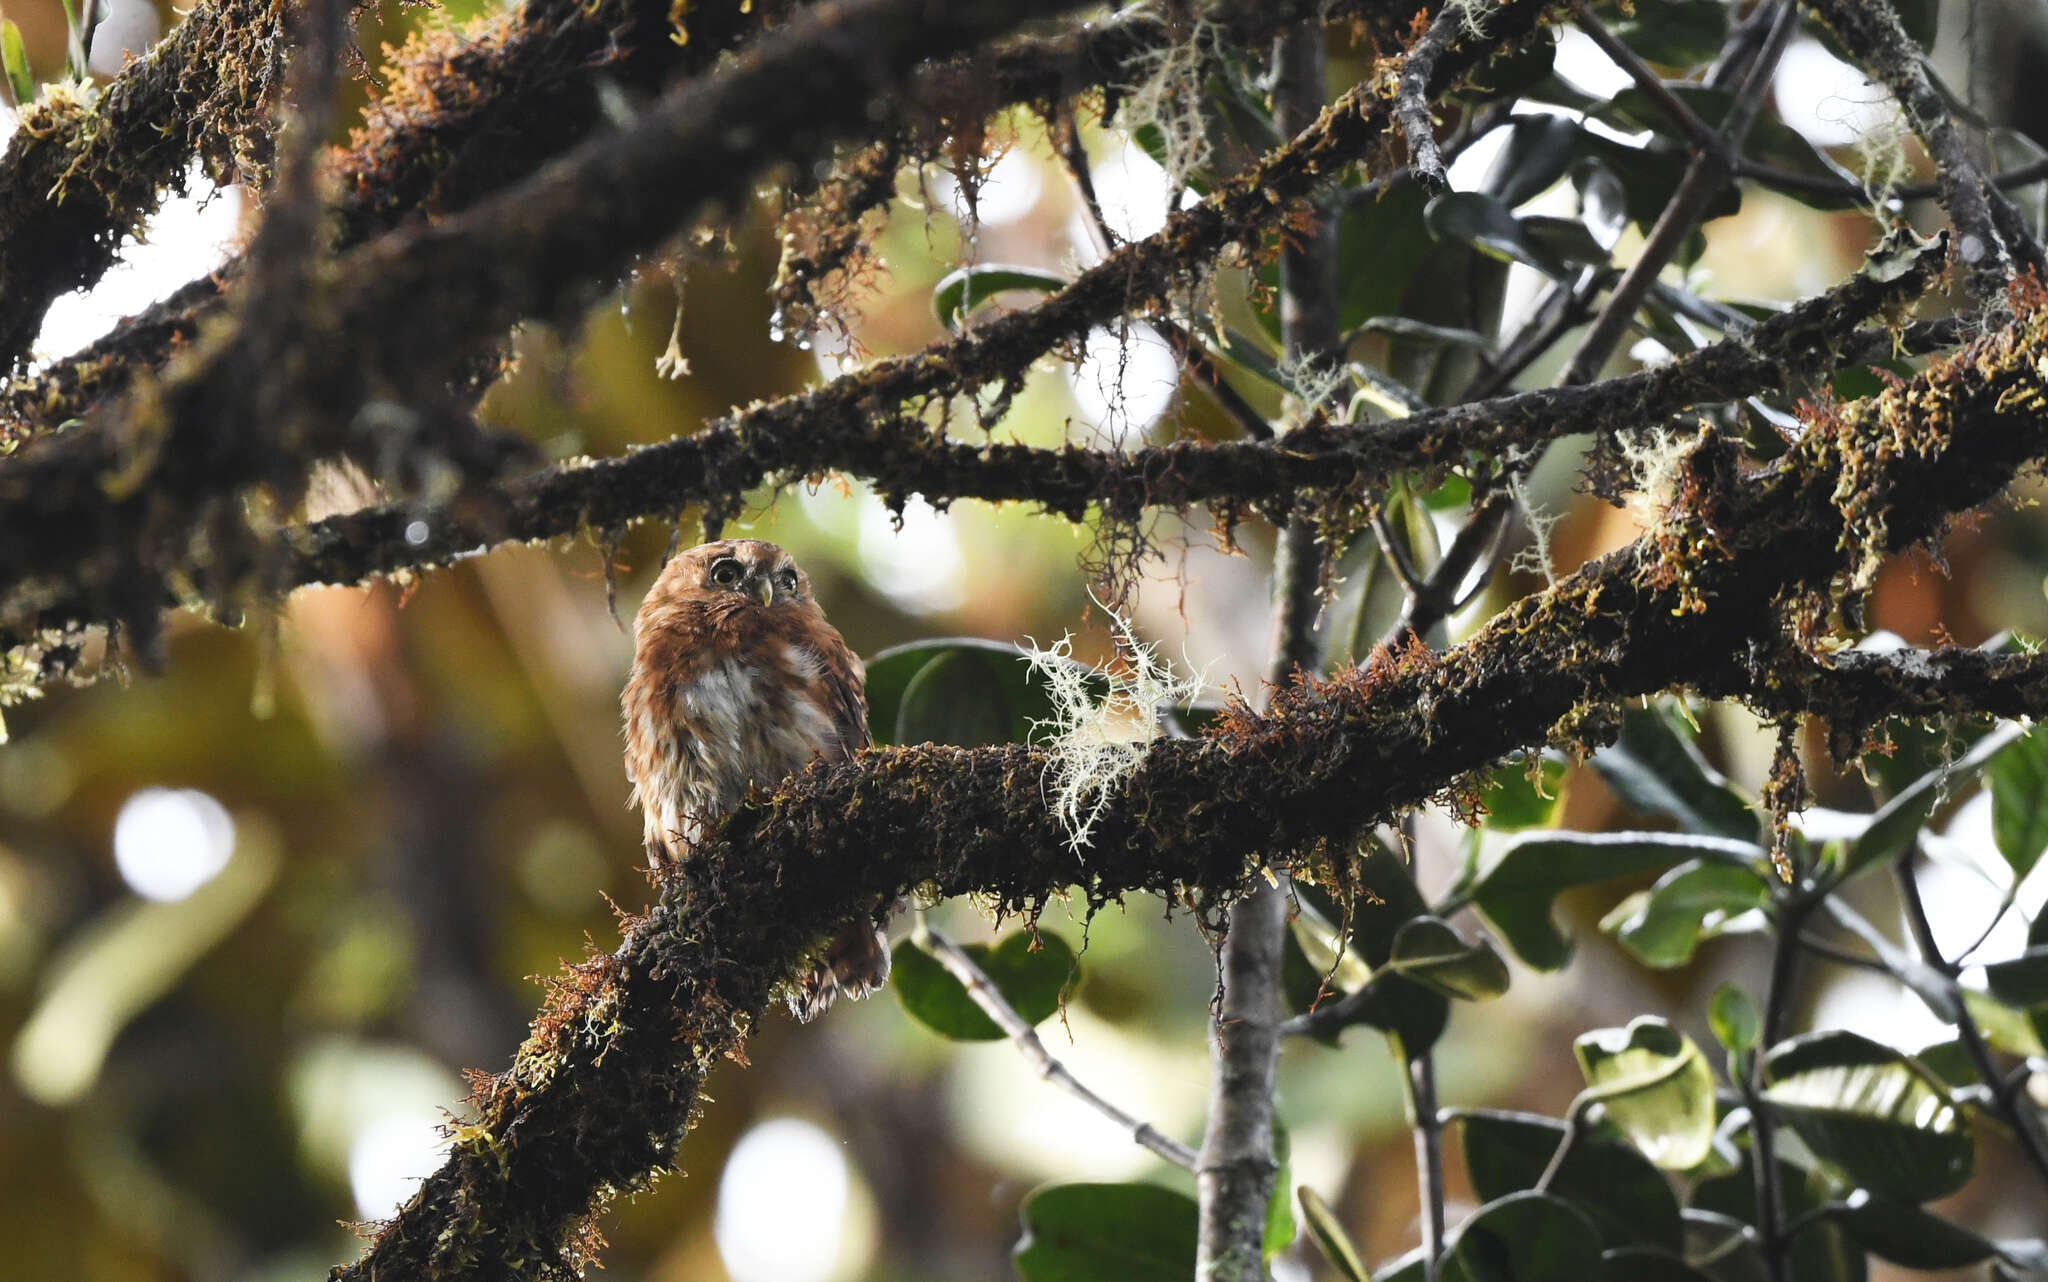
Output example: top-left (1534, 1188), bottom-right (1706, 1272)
top-left (789, 919), bottom-right (892, 1022)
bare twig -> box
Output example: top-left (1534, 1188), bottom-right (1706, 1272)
top-left (913, 921), bottom-right (1198, 1170)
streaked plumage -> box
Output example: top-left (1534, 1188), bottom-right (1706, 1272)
top-left (621, 538), bottom-right (888, 1021)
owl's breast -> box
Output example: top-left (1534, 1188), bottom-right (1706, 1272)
top-left (673, 648), bottom-right (845, 809)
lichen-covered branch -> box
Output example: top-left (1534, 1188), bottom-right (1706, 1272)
top-left (270, 233), bottom-right (1944, 595)
top-left (1804, 0), bottom-right (2048, 297)
top-left (336, 290), bottom-right (2048, 1280)
top-left (0, 0), bottom-right (1104, 642)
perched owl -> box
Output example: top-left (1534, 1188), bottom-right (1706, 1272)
top-left (621, 538), bottom-right (890, 1021)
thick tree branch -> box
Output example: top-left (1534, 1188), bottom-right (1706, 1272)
top-left (265, 233), bottom-right (1944, 597)
top-left (327, 293), bottom-right (2048, 1279)
top-left (0, 0), bottom-right (1107, 640)
top-left (0, 0), bottom-right (1569, 650)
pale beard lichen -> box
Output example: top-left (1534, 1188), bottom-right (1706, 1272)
top-left (1025, 606), bottom-right (1206, 852)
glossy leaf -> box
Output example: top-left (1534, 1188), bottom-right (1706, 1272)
top-left (1692, 1158), bottom-right (1864, 1282)
top-left (932, 264), bottom-right (1070, 333)
top-left (1574, 1018), bottom-right (1717, 1170)
top-left (1439, 1191), bottom-right (1604, 1282)
top-left (1709, 983), bottom-right (1760, 1054)
top-left (893, 930), bottom-right (1077, 1041)
top-left (1764, 1031), bottom-right (1974, 1202)
top-left (1470, 831), bottom-right (1754, 970)
top-left (1299, 1187), bottom-right (1371, 1282)
top-left (1985, 946), bottom-right (2048, 1009)
top-left (1013, 1182), bottom-right (1195, 1282)
top-left (1425, 191), bottom-right (1569, 277)
top-left (1481, 114), bottom-right (1583, 209)
top-left (1459, 1109), bottom-right (1682, 1249)
top-left (1839, 1189), bottom-right (1999, 1269)
top-left (1990, 730), bottom-right (2048, 880)
top-left (1601, 0), bottom-right (1730, 67)
top-left (865, 638), bottom-right (1090, 749)
top-left (1384, 916), bottom-right (1510, 1001)
top-left (1600, 859), bottom-right (1771, 968)
top-left (1591, 705), bottom-right (1759, 842)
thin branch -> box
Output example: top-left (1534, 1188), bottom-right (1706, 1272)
top-left (0, 0), bottom-right (1569, 639)
top-left (1560, 0), bottom-right (1803, 386)
top-left (1893, 847), bottom-right (2048, 1188)
top-left (1734, 154), bottom-right (2048, 205)
top-left (1804, 0), bottom-right (2048, 295)
top-left (1575, 16), bottom-right (1721, 153)
top-left (914, 922), bottom-right (1197, 1170)
top-left (253, 234), bottom-right (1941, 610)
top-left (1395, 1), bottom-right (1466, 195)
top-left (1406, 1052), bottom-right (1447, 1281)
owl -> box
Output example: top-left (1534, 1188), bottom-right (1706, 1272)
top-left (621, 537), bottom-right (890, 1021)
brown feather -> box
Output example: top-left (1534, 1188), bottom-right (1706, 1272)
top-left (621, 539), bottom-right (887, 1020)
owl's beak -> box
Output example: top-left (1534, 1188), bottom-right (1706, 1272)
top-left (750, 574), bottom-right (775, 607)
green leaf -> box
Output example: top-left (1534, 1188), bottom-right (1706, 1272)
top-left (1, 20), bottom-right (31, 107)
top-left (892, 930), bottom-right (1077, 1041)
top-left (1299, 1187), bottom-right (1371, 1282)
top-left (1480, 752), bottom-right (1568, 832)
top-left (1764, 1031), bottom-right (1974, 1201)
top-left (1458, 1109), bottom-right (1682, 1250)
top-left (1985, 945), bottom-right (2048, 1008)
top-left (1470, 831), bottom-right (1755, 970)
top-left (1709, 983), bottom-right (1760, 1054)
top-left (1384, 916), bottom-right (1510, 1001)
top-left (1424, 191), bottom-right (1570, 277)
top-left (1990, 730), bottom-right (2048, 880)
top-left (1013, 1182), bottom-right (1195, 1282)
top-left (1584, 135), bottom-right (1741, 234)
top-left (1838, 1189), bottom-right (1999, 1269)
top-left (864, 638), bottom-right (1091, 749)
top-left (1591, 705), bottom-right (1759, 842)
top-left (1840, 723), bottom-right (2023, 882)
top-left (1574, 1018), bottom-right (1717, 1170)
top-left (1481, 114), bottom-right (1584, 209)
top-left (1601, 0), bottom-right (1730, 67)
top-left (1334, 182), bottom-right (1435, 331)
top-left (1600, 859), bottom-right (1771, 968)
top-left (1294, 855), bottom-right (1451, 1053)
top-left (897, 648), bottom-right (1016, 747)
top-left (932, 265), bottom-right (1071, 333)
top-left (1439, 1191), bottom-right (1604, 1282)
top-left (1692, 1161), bottom-right (1864, 1282)
top-left (1519, 215), bottom-right (1612, 267)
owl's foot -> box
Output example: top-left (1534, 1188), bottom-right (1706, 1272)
top-left (788, 920), bottom-right (892, 1022)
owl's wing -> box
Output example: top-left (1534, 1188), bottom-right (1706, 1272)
top-left (820, 639), bottom-right (871, 757)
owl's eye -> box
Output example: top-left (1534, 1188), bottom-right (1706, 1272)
top-left (709, 558), bottom-right (744, 589)
top-left (775, 568), bottom-right (799, 595)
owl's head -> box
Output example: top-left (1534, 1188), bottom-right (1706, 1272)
top-left (662, 538), bottom-right (811, 610)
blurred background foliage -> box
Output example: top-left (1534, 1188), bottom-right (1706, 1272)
top-left (2, 0), bottom-right (2048, 1279)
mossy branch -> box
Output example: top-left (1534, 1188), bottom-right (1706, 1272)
top-left (332, 289), bottom-right (2048, 1280)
